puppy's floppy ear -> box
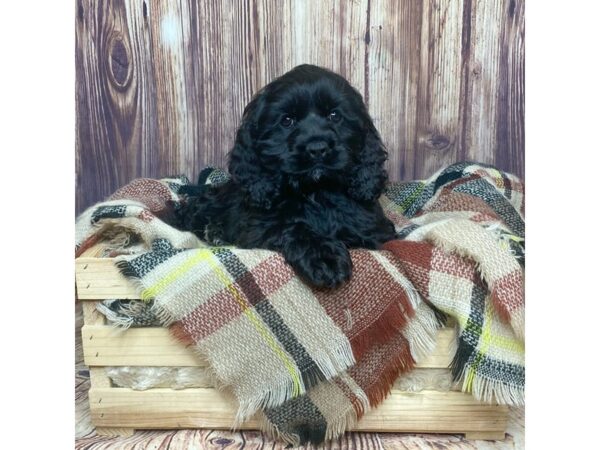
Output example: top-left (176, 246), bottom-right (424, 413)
top-left (228, 93), bottom-right (281, 209)
top-left (348, 122), bottom-right (388, 203)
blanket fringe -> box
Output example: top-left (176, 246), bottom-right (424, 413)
top-left (257, 388), bottom-right (361, 446)
top-left (350, 297), bottom-right (412, 360)
top-left (257, 413), bottom-right (301, 447)
top-left (365, 338), bottom-right (415, 409)
top-left (236, 338), bottom-right (356, 423)
top-left (81, 218), bottom-right (142, 255)
top-left (169, 326), bottom-right (349, 425)
top-left (451, 338), bottom-right (524, 406)
top-left (466, 372), bottom-right (525, 406)
top-left (324, 407), bottom-right (359, 443)
top-left (149, 304), bottom-right (177, 327)
top-left (314, 337), bottom-right (356, 383)
top-left (232, 336), bottom-right (355, 422)
top-left (102, 227), bottom-right (137, 253)
top-left (424, 220), bottom-right (524, 338)
top-left (114, 259), bottom-right (141, 280)
top-left (113, 259), bottom-right (179, 326)
top-left (402, 301), bottom-right (442, 363)
top-left (95, 301), bottom-right (134, 329)
top-left (234, 375), bottom-right (306, 426)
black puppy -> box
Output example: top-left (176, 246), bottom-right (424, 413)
top-left (180, 64), bottom-right (397, 288)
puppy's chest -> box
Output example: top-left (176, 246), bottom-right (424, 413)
top-left (301, 192), bottom-right (361, 234)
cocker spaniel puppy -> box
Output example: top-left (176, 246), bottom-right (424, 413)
top-left (179, 64), bottom-right (397, 288)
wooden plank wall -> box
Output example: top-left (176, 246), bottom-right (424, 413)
top-left (76, 0), bottom-right (524, 214)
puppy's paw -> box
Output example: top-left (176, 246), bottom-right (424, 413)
top-left (295, 241), bottom-right (352, 289)
top-left (204, 223), bottom-right (228, 246)
top-left (246, 180), bottom-right (280, 210)
top-left (348, 166), bottom-right (387, 203)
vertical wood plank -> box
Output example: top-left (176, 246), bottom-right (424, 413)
top-left (367, 0), bottom-right (422, 181)
top-left (461, 0), bottom-right (505, 167)
top-left (122, 0), bottom-right (159, 184)
top-left (186, 0), bottom-right (266, 184)
top-left (145, 0), bottom-right (196, 178)
top-left (76, 0), bottom-right (157, 213)
top-left (190, 0), bottom-right (229, 177)
top-left (495, 0), bottom-right (524, 178)
top-left (289, 0), bottom-right (368, 95)
top-left (254, 0), bottom-right (293, 85)
top-left (76, 0), bottom-right (126, 212)
top-left (414, 0), bottom-right (465, 179)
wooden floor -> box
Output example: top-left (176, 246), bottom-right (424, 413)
top-left (75, 305), bottom-right (524, 449)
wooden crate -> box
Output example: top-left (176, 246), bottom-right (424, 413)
top-left (76, 245), bottom-right (508, 440)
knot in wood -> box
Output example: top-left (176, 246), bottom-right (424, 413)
top-left (471, 62), bottom-right (482, 78)
top-left (422, 133), bottom-right (452, 151)
top-left (108, 36), bottom-right (131, 89)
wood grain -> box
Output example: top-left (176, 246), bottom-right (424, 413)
top-left (81, 324), bottom-right (456, 369)
top-left (75, 257), bottom-right (139, 300)
top-left (76, 0), bottom-right (525, 214)
top-left (367, 0), bottom-right (422, 181)
top-left (414, 0), bottom-right (465, 178)
top-left (496, 0), bottom-right (525, 177)
top-left (88, 387), bottom-right (507, 434)
top-left (462, 0), bottom-right (505, 165)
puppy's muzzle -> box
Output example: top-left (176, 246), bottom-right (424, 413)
top-left (306, 140), bottom-right (331, 161)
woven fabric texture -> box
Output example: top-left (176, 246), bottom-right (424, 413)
top-left (75, 162), bottom-right (525, 445)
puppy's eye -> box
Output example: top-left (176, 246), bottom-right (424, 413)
top-left (328, 110), bottom-right (341, 123)
top-left (280, 115), bottom-right (295, 128)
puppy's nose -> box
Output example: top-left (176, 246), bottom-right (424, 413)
top-left (306, 141), bottom-right (330, 160)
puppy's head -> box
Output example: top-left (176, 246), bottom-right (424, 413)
top-left (229, 64), bottom-right (388, 206)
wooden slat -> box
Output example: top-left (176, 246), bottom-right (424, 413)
top-left (465, 431), bottom-right (506, 441)
top-left (76, 257), bottom-right (138, 299)
top-left (89, 387), bottom-right (507, 433)
top-left (81, 325), bottom-right (455, 369)
top-left (82, 302), bottom-right (105, 325)
top-left (82, 326), bottom-right (201, 367)
top-left (90, 367), bottom-right (111, 389)
top-left (102, 366), bottom-right (455, 391)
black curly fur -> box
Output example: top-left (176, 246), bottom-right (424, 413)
top-left (179, 64), bottom-right (397, 288)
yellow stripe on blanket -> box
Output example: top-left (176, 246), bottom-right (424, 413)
top-left (202, 252), bottom-right (303, 397)
top-left (141, 249), bottom-right (214, 301)
top-left (396, 181), bottom-right (425, 213)
top-left (465, 299), bottom-right (495, 392)
top-left (142, 248), bottom-right (303, 397)
top-left (454, 310), bottom-right (523, 353)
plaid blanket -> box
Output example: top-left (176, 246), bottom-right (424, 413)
top-left (75, 162), bottom-right (525, 445)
